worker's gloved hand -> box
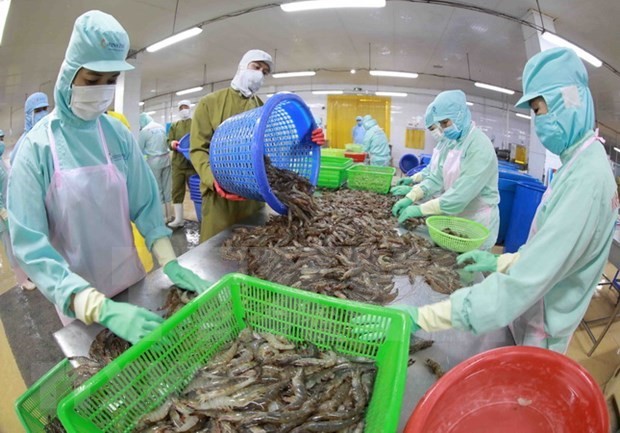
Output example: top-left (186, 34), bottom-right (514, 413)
top-left (390, 304), bottom-right (421, 334)
top-left (171, 140), bottom-right (180, 151)
top-left (351, 305), bottom-right (420, 341)
top-left (97, 299), bottom-right (163, 345)
top-left (163, 260), bottom-right (212, 294)
top-left (392, 197), bottom-right (413, 217)
top-left (311, 128), bottom-right (325, 146)
top-left (397, 177), bottom-right (413, 186)
top-left (214, 179), bottom-right (246, 201)
top-left (398, 205), bottom-right (423, 223)
top-left (391, 185), bottom-right (412, 196)
top-left (0, 208), bottom-right (8, 221)
top-left (411, 172), bottom-right (424, 184)
top-left (457, 250), bottom-right (498, 273)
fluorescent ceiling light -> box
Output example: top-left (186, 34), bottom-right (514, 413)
top-left (145, 111), bottom-right (156, 115)
top-left (312, 90), bottom-right (343, 95)
top-left (614, 147), bottom-right (620, 153)
top-left (0, 0), bottom-right (11, 46)
top-left (375, 91), bottom-right (407, 97)
top-left (466, 102), bottom-right (474, 106)
top-left (281, 0), bottom-right (385, 12)
top-left (370, 70), bottom-right (418, 79)
top-left (515, 113), bottom-right (531, 120)
top-left (350, 69), bottom-right (356, 74)
top-left (266, 94), bottom-right (274, 98)
top-left (474, 82), bottom-right (515, 95)
top-left (542, 31), bottom-right (602, 68)
top-left (176, 86), bottom-right (203, 96)
top-left (272, 71), bottom-right (316, 78)
top-left (146, 27), bottom-right (203, 53)
top-left (139, 101), bottom-right (145, 106)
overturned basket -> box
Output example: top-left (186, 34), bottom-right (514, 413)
top-left (426, 216), bottom-right (490, 253)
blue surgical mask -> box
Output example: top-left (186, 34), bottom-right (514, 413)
top-left (0, 141), bottom-right (5, 156)
top-left (443, 124), bottom-right (461, 140)
top-left (534, 112), bottom-right (567, 155)
top-left (32, 109), bottom-right (48, 126)
top-left (357, 121), bottom-right (362, 126)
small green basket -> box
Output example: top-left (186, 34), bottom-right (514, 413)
top-left (57, 273), bottom-right (411, 433)
top-left (15, 358), bottom-right (75, 433)
top-left (426, 215), bottom-right (490, 252)
top-left (347, 165), bottom-right (396, 194)
top-left (321, 147), bottom-right (347, 158)
top-left (317, 156), bottom-right (354, 189)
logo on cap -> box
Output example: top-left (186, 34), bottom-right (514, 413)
top-left (100, 38), bottom-right (125, 52)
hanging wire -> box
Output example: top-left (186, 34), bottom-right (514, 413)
top-left (172, 0), bottom-right (180, 33)
top-left (535, 0), bottom-right (546, 32)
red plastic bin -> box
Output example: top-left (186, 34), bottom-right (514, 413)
top-left (405, 346), bottom-right (608, 433)
top-left (344, 151), bottom-right (366, 163)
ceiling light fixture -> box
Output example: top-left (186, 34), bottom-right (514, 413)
top-left (614, 147), bottom-right (620, 153)
top-left (375, 91), bottom-right (407, 97)
top-left (350, 69), bottom-right (356, 74)
top-left (474, 82), bottom-right (515, 95)
top-left (370, 70), bottom-right (418, 79)
top-left (541, 31), bottom-right (602, 68)
top-left (515, 113), bottom-right (532, 120)
top-left (0, 0), bottom-right (11, 46)
top-left (145, 111), bottom-right (157, 115)
top-left (466, 102), bottom-right (474, 106)
top-left (139, 101), bottom-right (145, 106)
top-left (281, 0), bottom-right (385, 12)
top-left (312, 90), bottom-right (343, 95)
top-left (272, 71), bottom-right (316, 78)
top-left (146, 27), bottom-right (203, 53)
top-left (176, 86), bottom-right (203, 96)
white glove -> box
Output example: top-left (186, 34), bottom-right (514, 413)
top-left (73, 287), bottom-right (106, 324)
top-left (497, 252), bottom-right (520, 273)
top-left (420, 198), bottom-right (442, 216)
top-left (405, 186), bottom-right (425, 203)
top-left (412, 172), bottom-right (424, 183)
top-left (152, 237), bottom-right (176, 267)
top-left (417, 300), bottom-right (453, 332)
top-left (0, 208), bottom-right (7, 220)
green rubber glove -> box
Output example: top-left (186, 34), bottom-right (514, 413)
top-left (390, 304), bottom-right (421, 334)
top-left (163, 260), bottom-right (212, 294)
top-left (397, 177), bottom-right (414, 186)
top-left (398, 205), bottom-right (423, 224)
top-left (391, 185), bottom-right (413, 196)
top-left (98, 299), bottom-right (163, 345)
top-left (456, 250), bottom-right (498, 272)
top-left (392, 197), bottom-right (413, 217)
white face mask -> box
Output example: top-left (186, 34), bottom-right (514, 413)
top-left (430, 127), bottom-right (444, 141)
top-left (233, 69), bottom-right (265, 97)
top-left (70, 84), bottom-right (116, 121)
top-left (179, 109), bottom-right (191, 120)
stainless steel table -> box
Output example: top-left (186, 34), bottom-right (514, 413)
top-left (54, 210), bottom-right (514, 432)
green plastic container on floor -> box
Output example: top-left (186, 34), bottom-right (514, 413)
top-left (347, 165), bottom-right (396, 194)
top-left (317, 155), bottom-right (354, 189)
top-left (15, 358), bottom-right (75, 433)
top-left (56, 273), bottom-right (411, 433)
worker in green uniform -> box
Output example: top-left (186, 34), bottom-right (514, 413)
top-left (167, 99), bottom-right (196, 228)
top-left (190, 49), bottom-right (324, 242)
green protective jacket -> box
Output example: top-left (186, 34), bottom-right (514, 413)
top-left (189, 87), bottom-right (265, 241)
top-left (168, 118), bottom-right (193, 170)
top-left (450, 134), bottom-right (618, 353)
top-left (0, 163), bottom-right (7, 234)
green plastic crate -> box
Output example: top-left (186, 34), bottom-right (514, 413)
top-left (15, 358), bottom-right (75, 433)
top-left (321, 147), bottom-right (347, 158)
top-left (57, 273), bottom-right (411, 433)
top-left (317, 156), bottom-right (354, 189)
top-left (347, 165), bottom-right (397, 194)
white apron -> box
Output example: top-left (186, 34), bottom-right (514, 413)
top-left (508, 132), bottom-right (602, 351)
top-left (45, 120), bottom-right (145, 325)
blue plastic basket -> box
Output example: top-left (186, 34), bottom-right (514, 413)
top-left (399, 154), bottom-right (419, 173)
top-left (188, 174), bottom-right (201, 202)
top-left (406, 164), bottom-right (427, 177)
top-left (210, 94), bottom-right (320, 215)
top-left (178, 133), bottom-right (191, 161)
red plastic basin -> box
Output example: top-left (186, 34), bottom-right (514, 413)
top-left (405, 346), bottom-right (608, 433)
top-left (344, 152), bottom-right (366, 163)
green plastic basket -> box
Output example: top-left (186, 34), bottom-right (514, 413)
top-left (317, 156), bottom-right (354, 189)
top-left (15, 358), bottom-right (75, 433)
top-left (57, 273), bottom-right (411, 433)
top-left (321, 147), bottom-right (347, 158)
top-left (347, 165), bottom-right (396, 194)
top-left (345, 143), bottom-right (364, 153)
top-left (426, 215), bottom-right (490, 253)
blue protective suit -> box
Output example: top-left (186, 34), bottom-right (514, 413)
top-left (361, 115), bottom-right (391, 166)
top-left (450, 48), bottom-right (618, 353)
top-left (7, 10), bottom-right (171, 317)
top-left (139, 113), bottom-right (171, 203)
top-left (11, 92), bottom-right (49, 164)
top-left (352, 118), bottom-right (365, 145)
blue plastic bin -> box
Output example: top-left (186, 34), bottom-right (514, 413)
top-left (210, 94), bottom-right (319, 215)
top-left (498, 169), bottom-right (536, 183)
top-left (188, 174), bottom-right (202, 222)
top-left (178, 133), bottom-right (191, 161)
top-left (406, 164), bottom-right (427, 177)
top-left (498, 161), bottom-right (520, 171)
top-left (497, 177), bottom-right (542, 245)
top-left (504, 182), bottom-right (547, 253)
top-left (399, 154), bottom-right (419, 174)
top-left (420, 153), bottom-right (432, 166)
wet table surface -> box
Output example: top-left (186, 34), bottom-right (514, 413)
top-left (54, 209), bottom-right (514, 432)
